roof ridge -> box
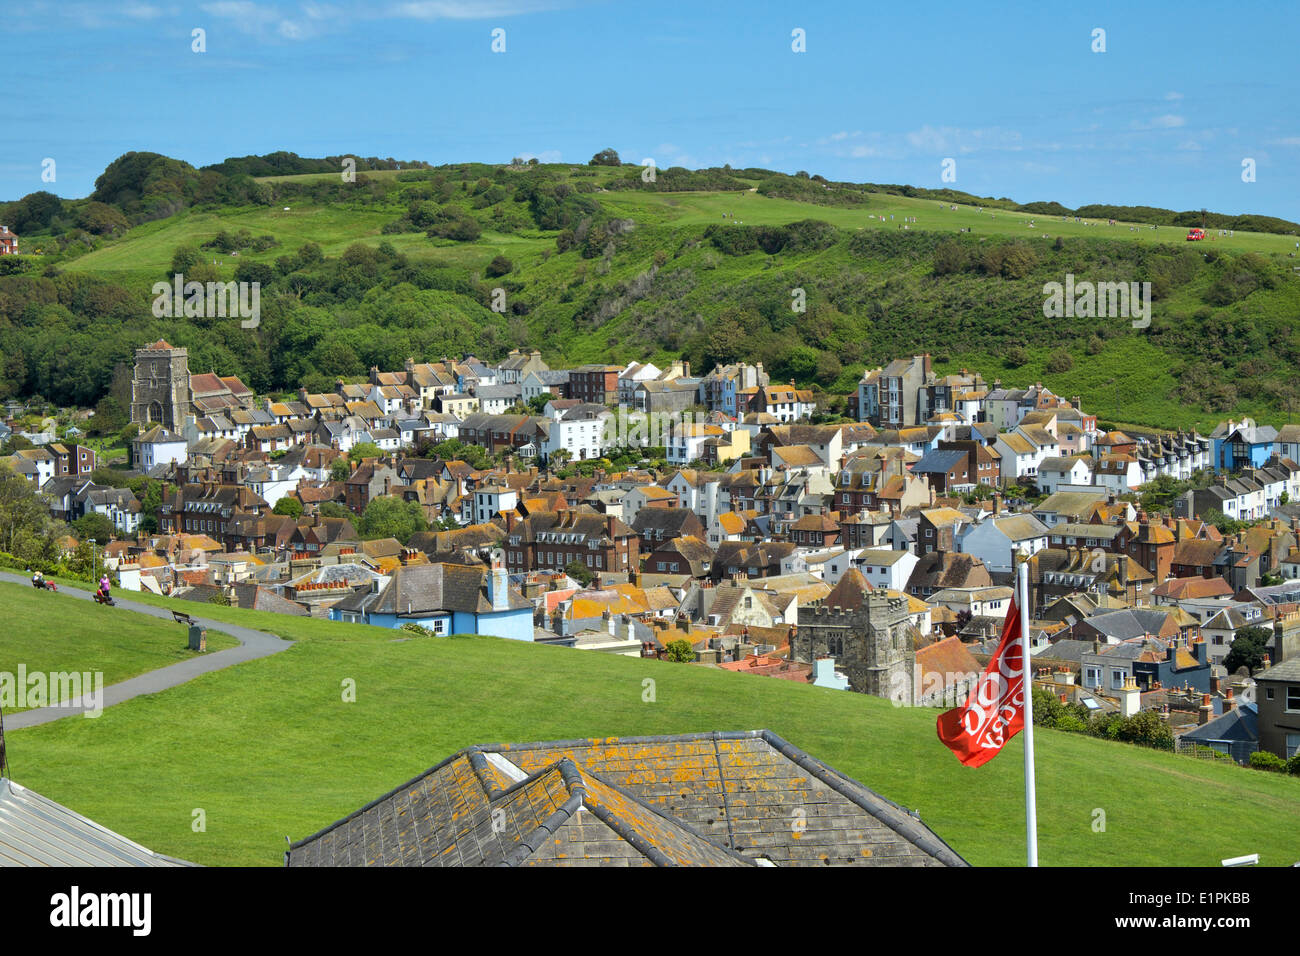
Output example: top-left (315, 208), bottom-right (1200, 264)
top-left (756, 730), bottom-right (969, 867)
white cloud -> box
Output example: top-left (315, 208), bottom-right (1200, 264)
top-left (1131, 114), bottom-right (1186, 130)
top-left (122, 2), bottom-right (169, 18)
top-left (389, 1), bottom-right (572, 17)
top-left (197, 0), bottom-right (569, 42)
top-left (1165, 91), bottom-right (1183, 101)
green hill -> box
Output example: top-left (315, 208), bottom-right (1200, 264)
top-left (1, 581), bottom-right (237, 710)
top-left (3, 154), bottom-right (1300, 430)
top-left (7, 584), bottom-right (1300, 866)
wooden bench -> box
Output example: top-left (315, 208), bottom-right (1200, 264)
top-left (171, 610), bottom-right (194, 626)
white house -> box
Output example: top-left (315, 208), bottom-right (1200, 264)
top-left (1092, 456), bottom-right (1145, 496)
top-left (473, 485), bottom-right (519, 525)
top-left (957, 514), bottom-right (1050, 575)
top-left (852, 548), bottom-right (919, 592)
top-left (665, 470), bottom-right (730, 528)
top-left (131, 425), bottom-right (188, 472)
top-left (540, 406), bottom-right (611, 463)
top-left (1035, 456), bottom-right (1093, 496)
top-left (617, 362), bottom-right (662, 406)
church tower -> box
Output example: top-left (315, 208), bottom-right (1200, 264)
top-left (130, 339), bottom-right (193, 430)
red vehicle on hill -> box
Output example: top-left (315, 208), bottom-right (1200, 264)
top-left (1186, 228), bottom-right (1206, 241)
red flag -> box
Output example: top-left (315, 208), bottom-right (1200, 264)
top-left (936, 596), bottom-right (1027, 767)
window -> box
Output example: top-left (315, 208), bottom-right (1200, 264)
top-left (1288, 687), bottom-right (1300, 713)
top-left (1111, 669), bottom-right (1125, 690)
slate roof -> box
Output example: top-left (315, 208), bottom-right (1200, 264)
top-left (0, 778), bottom-right (193, 866)
top-left (1257, 658), bottom-right (1300, 683)
top-left (1082, 608), bottom-right (1178, 642)
top-left (911, 449), bottom-right (968, 475)
top-left (370, 562), bottom-right (529, 616)
top-left (285, 731), bottom-right (967, 867)
top-left (1180, 703), bottom-right (1258, 744)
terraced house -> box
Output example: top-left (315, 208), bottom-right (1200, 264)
top-left (158, 482), bottom-right (268, 549)
top-left (500, 508), bottom-right (638, 577)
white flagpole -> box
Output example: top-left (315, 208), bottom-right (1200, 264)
top-left (1018, 557), bottom-right (1039, 867)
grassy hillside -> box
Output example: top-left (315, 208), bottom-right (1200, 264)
top-left (7, 588), bottom-right (1300, 867)
top-left (5, 157), bottom-right (1300, 430)
top-left (0, 581), bottom-right (237, 710)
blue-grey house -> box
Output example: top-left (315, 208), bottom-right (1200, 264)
top-left (330, 560), bottom-right (532, 641)
top-left (1178, 701), bottom-right (1258, 765)
top-left (1210, 418), bottom-right (1277, 473)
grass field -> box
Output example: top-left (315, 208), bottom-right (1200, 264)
top-left (64, 165), bottom-right (1300, 285)
top-left (0, 581), bottom-right (237, 711)
top-left (6, 590), bottom-right (1300, 867)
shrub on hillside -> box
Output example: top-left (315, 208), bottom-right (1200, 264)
top-left (1046, 350), bottom-right (1073, 373)
top-left (665, 638), bottom-right (696, 663)
top-left (1249, 751), bottom-right (1287, 772)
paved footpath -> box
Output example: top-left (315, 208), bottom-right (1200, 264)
top-left (1, 571), bottom-right (293, 730)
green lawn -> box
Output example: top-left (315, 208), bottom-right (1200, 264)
top-left (595, 187), bottom-right (1300, 256)
top-left (0, 582), bottom-right (237, 711)
top-left (7, 593), bottom-right (1299, 867)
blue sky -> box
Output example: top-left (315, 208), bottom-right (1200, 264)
top-left (3, 0), bottom-right (1298, 220)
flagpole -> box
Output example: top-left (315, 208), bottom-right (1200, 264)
top-left (1018, 556), bottom-right (1039, 867)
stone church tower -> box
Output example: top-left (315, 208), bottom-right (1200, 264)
top-left (130, 339), bottom-right (193, 430)
top-left (792, 593), bottom-right (917, 703)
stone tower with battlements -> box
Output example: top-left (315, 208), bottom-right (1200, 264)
top-left (130, 339), bottom-right (193, 431)
top-left (791, 593), bottom-right (916, 703)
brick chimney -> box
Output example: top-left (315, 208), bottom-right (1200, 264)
top-left (1198, 693), bottom-right (1214, 725)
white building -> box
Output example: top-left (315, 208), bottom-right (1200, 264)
top-left (131, 425), bottom-right (188, 472)
top-left (957, 514), bottom-right (1050, 575)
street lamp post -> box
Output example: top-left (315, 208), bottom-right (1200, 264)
top-left (89, 539), bottom-right (97, 585)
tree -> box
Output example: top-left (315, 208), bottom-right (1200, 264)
top-left (1225, 625), bottom-right (1271, 675)
top-left (169, 244), bottom-right (203, 276)
top-left (664, 638), bottom-right (696, 663)
top-left (565, 559), bottom-right (594, 587)
top-left (589, 148), bottom-right (621, 167)
top-left (0, 465), bottom-right (50, 556)
top-left (357, 496), bottom-right (427, 543)
top-left (272, 497), bottom-right (303, 518)
top-left (318, 501), bottom-right (352, 519)
top-left (1005, 346), bottom-right (1029, 368)
top-left (486, 255), bottom-right (513, 277)
top-left (348, 441), bottom-right (383, 463)
top-left (72, 512), bottom-right (116, 545)
top-left (329, 458), bottom-right (352, 482)
top-left (426, 438), bottom-right (491, 471)
top-left (89, 395), bottom-right (127, 437)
